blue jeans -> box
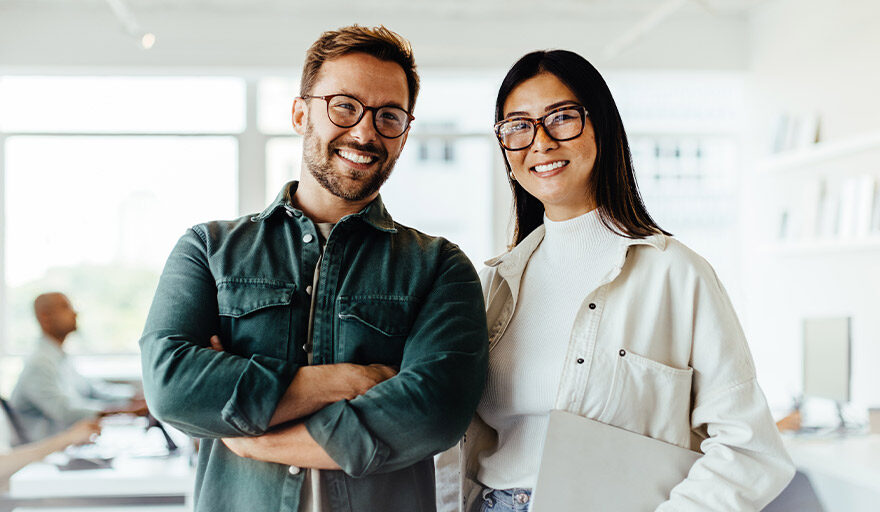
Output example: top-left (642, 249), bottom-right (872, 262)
top-left (475, 487), bottom-right (533, 512)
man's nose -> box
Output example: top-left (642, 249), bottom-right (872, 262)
top-left (348, 110), bottom-right (380, 143)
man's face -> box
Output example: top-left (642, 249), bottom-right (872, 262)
top-left (294, 52), bottom-right (410, 202)
top-left (48, 294), bottom-right (77, 338)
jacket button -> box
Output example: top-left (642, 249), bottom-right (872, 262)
top-left (302, 234), bottom-right (314, 243)
top-left (305, 285), bottom-right (312, 295)
top-left (288, 465), bottom-right (301, 475)
top-left (619, 349), bottom-right (626, 357)
top-left (589, 303), bottom-right (596, 310)
top-left (576, 358), bottom-right (584, 364)
top-left (285, 210), bottom-right (294, 218)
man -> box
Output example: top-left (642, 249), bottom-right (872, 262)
top-left (140, 25), bottom-right (488, 512)
top-left (10, 293), bottom-right (146, 443)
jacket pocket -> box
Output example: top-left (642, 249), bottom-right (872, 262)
top-left (217, 278), bottom-right (295, 360)
top-left (597, 349), bottom-right (693, 448)
top-left (336, 295), bottom-right (418, 365)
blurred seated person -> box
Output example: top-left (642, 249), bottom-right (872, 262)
top-left (9, 292), bottom-right (147, 444)
top-left (776, 410), bottom-right (802, 432)
top-left (0, 399), bottom-right (100, 489)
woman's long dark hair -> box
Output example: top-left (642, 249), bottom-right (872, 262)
top-left (496, 50), bottom-right (670, 246)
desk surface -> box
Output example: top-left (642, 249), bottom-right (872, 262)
top-left (8, 418), bottom-right (195, 500)
top-left (783, 433), bottom-right (880, 492)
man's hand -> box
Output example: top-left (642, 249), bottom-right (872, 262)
top-left (207, 334), bottom-right (397, 426)
top-left (100, 397), bottom-right (149, 418)
top-left (270, 362), bottom-right (397, 426)
top-left (223, 422), bottom-right (341, 470)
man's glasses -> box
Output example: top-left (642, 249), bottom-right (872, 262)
top-left (301, 94), bottom-right (414, 139)
top-left (494, 105), bottom-right (588, 151)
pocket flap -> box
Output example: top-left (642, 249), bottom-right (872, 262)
top-left (217, 280), bottom-right (295, 318)
top-left (337, 296), bottom-right (418, 337)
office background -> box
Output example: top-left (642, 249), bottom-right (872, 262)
top-left (0, 0), bottom-right (878, 509)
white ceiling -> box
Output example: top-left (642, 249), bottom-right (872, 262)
top-left (0, 0), bottom-right (765, 71)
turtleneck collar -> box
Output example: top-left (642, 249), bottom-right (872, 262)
top-left (540, 209), bottom-right (620, 261)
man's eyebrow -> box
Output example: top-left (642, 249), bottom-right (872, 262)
top-left (503, 100), bottom-right (579, 119)
top-left (338, 89), bottom-right (407, 110)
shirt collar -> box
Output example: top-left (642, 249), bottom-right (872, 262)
top-left (485, 223), bottom-right (667, 279)
top-left (252, 180), bottom-right (397, 233)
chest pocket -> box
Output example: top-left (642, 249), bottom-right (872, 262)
top-left (217, 279), bottom-right (296, 360)
top-left (336, 295), bottom-right (418, 365)
top-left (597, 349), bottom-right (694, 449)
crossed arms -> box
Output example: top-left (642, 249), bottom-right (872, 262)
top-left (139, 228), bottom-right (488, 476)
top-left (211, 332), bottom-right (397, 469)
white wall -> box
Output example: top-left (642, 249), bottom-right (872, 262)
top-left (743, 0), bottom-right (880, 409)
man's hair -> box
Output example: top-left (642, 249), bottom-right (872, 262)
top-left (300, 25), bottom-right (420, 112)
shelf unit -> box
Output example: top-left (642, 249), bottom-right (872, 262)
top-left (755, 132), bottom-right (880, 253)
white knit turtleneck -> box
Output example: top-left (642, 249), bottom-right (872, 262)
top-left (476, 209), bottom-right (623, 490)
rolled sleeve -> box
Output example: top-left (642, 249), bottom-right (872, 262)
top-left (304, 244), bottom-right (489, 477)
top-left (140, 228), bottom-right (299, 438)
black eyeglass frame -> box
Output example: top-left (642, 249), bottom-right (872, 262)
top-left (494, 105), bottom-right (589, 151)
top-left (300, 93), bottom-right (415, 139)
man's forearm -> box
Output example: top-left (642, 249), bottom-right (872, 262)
top-left (269, 364), bottom-right (396, 427)
top-left (223, 423), bottom-right (340, 469)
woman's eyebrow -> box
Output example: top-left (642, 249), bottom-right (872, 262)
top-left (504, 101), bottom-right (579, 118)
top-left (544, 100), bottom-right (579, 111)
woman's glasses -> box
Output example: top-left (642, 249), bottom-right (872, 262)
top-left (494, 105), bottom-right (588, 151)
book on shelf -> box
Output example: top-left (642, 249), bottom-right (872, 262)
top-left (872, 178), bottom-right (880, 233)
top-left (795, 178), bottom-right (823, 239)
top-left (853, 175), bottom-right (875, 237)
top-left (817, 180), bottom-right (840, 238)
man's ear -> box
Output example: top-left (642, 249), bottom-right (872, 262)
top-left (292, 97), bottom-right (308, 135)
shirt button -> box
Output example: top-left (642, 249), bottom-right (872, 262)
top-left (576, 358), bottom-right (584, 364)
top-left (305, 285), bottom-right (313, 295)
top-left (589, 303), bottom-right (596, 310)
top-left (288, 465), bottom-right (301, 475)
top-left (285, 210), bottom-right (294, 218)
top-left (302, 234), bottom-right (314, 243)
top-left (515, 493), bottom-right (530, 504)
top-left (619, 349), bottom-right (626, 357)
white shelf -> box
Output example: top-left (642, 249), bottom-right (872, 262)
top-left (757, 132), bottom-right (880, 174)
top-left (757, 237), bottom-right (880, 255)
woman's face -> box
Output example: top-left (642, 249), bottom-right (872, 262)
top-left (501, 73), bottom-right (597, 221)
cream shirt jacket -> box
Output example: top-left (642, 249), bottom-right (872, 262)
top-left (436, 225), bottom-right (794, 512)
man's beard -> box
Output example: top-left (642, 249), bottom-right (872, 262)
top-left (302, 119), bottom-right (399, 202)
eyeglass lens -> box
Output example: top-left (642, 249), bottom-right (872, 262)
top-left (326, 95), bottom-right (409, 138)
top-left (497, 108), bottom-right (584, 150)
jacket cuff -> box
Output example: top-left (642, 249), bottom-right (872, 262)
top-left (221, 353), bottom-right (297, 435)
top-left (303, 400), bottom-right (390, 477)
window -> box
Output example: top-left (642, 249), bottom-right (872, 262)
top-left (0, 77), bottom-right (243, 356)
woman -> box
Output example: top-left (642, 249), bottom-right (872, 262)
top-left (449, 50), bottom-right (794, 512)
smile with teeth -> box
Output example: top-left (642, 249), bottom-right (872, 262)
top-left (338, 149), bottom-right (377, 165)
top-left (531, 160), bottom-right (568, 173)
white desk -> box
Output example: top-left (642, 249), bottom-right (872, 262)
top-left (3, 417), bottom-right (195, 511)
top-left (783, 433), bottom-right (880, 511)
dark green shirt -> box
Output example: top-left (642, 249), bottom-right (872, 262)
top-left (140, 181), bottom-right (488, 512)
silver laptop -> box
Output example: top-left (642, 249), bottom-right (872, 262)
top-left (531, 410), bottom-right (701, 511)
